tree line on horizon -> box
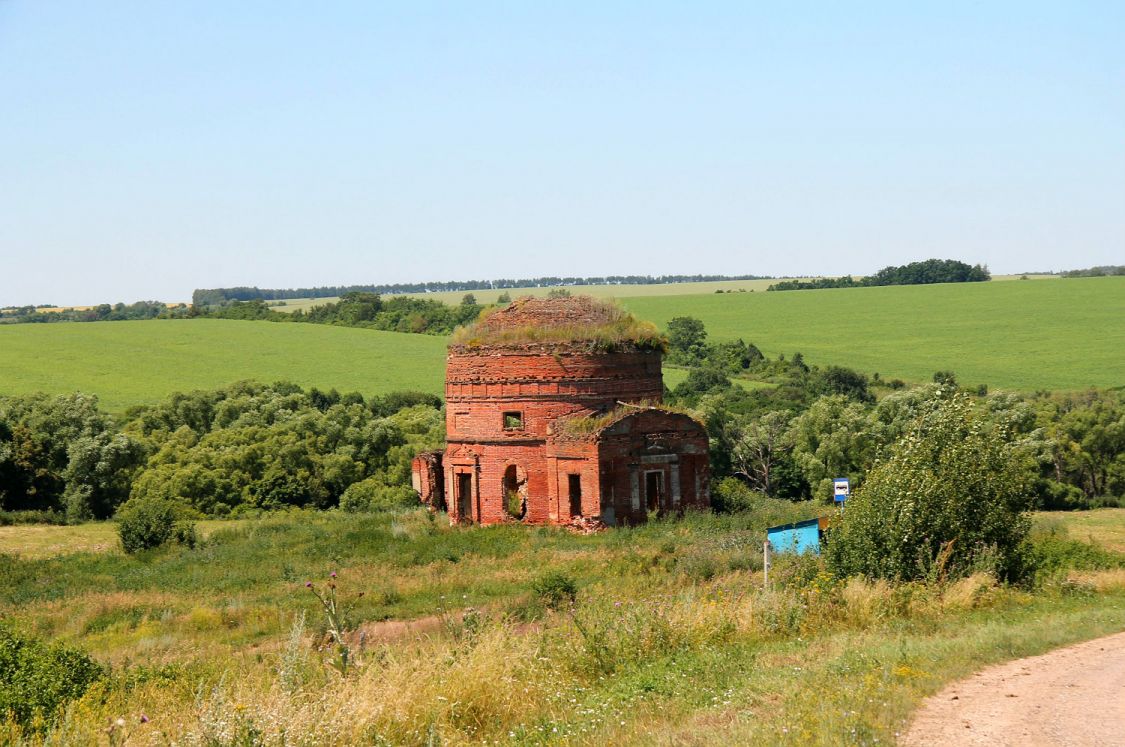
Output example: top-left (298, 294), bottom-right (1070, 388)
top-left (767, 258), bottom-right (990, 291)
top-left (2, 262), bottom-right (1118, 326)
top-left (190, 274), bottom-right (772, 307)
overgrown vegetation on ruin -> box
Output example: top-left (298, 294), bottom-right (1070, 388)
top-left (450, 296), bottom-right (667, 352)
top-left (552, 401), bottom-right (694, 437)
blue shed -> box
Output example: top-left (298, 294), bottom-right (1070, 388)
top-left (766, 517), bottom-right (830, 555)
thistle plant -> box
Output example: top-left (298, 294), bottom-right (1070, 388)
top-left (305, 571), bottom-right (364, 676)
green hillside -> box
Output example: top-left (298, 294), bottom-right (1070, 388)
top-left (0, 319), bottom-right (447, 412)
top-left (624, 276), bottom-right (1124, 392)
top-left (2, 278), bottom-right (1120, 410)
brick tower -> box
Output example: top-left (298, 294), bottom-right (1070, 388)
top-left (412, 296), bottom-right (710, 526)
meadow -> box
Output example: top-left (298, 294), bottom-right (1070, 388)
top-left (2, 506), bottom-right (1124, 745)
top-left (1, 277), bottom-right (1119, 415)
top-left (0, 519), bottom-right (248, 560)
top-left (1034, 509), bottom-right (1125, 554)
top-left (622, 276), bottom-right (1125, 392)
top-left (0, 319), bottom-right (447, 413)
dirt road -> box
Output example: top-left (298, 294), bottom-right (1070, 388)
top-left (903, 630), bottom-right (1125, 746)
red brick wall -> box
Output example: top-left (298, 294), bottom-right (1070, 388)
top-left (593, 410), bottom-right (711, 525)
top-left (445, 348), bottom-right (663, 442)
top-left (429, 345), bottom-right (709, 527)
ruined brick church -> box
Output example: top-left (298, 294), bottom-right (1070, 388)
top-left (411, 295), bottom-right (710, 526)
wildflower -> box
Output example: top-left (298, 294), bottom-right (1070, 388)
top-left (305, 582), bottom-right (312, 588)
top-left (115, 718), bottom-right (126, 727)
top-left (140, 714), bottom-right (149, 723)
top-left (331, 571), bottom-right (337, 578)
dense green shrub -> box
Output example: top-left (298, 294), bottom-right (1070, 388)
top-left (0, 510), bottom-right (64, 526)
top-left (116, 495), bottom-right (178, 553)
top-left (1029, 534), bottom-right (1122, 576)
top-left (826, 393), bottom-right (1036, 582)
top-left (172, 520), bottom-right (199, 549)
top-left (533, 571), bottom-right (578, 610)
top-left (339, 477), bottom-right (419, 513)
top-left (0, 624), bottom-right (106, 730)
top-left (711, 477), bottom-right (763, 513)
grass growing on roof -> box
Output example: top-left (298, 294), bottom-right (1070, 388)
top-left (450, 296), bottom-right (667, 352)
top-left (553, 400), bottom-right (696, 437)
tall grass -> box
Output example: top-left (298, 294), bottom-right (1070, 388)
top-left (21, 566), bottom-right (1125, 746)
top-left (4, 507), bottom-right (1125, 744)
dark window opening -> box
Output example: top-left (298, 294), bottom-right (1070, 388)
top-left (645, 471), bottom-right (664, 515)
top-left (503, 411), bottom-right (524, 430)
top-left (457, 472), bottom-right (473, 522)
top-left (568, 474), bottom-right (582, 517)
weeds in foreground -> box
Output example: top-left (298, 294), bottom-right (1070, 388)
top-left (4, 510), bottom-right (1125, 745)
top-left (306, 572), bottom-right (364, 676)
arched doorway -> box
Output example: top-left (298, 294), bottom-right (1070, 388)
top-left (503, 464), bottom-right (528, 520)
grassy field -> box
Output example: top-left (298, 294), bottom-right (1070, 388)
top-left (4, 508), bottom-right (1109, 563)
top-left (0, 319), bottom-right (447, 413)
top-left (1, 278), bottom-right (1119, 412)
top-left (622, 276), bottom-right (1125, 392)
top-left (277, 276), bottom-right (1121, 392)
top-left (1, 507), bottom-right (1123, 745)
top-left (0, 519), bottom-right (247, 560)
top-left (1036, 508), bottom-right (1125, 554)
top-left (663, 365), bottom-right (777, 393)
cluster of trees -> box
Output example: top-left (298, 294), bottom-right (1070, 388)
top-left (0, 301), bottom-right (191, 324)
top-left (191, 274), bottom-right (771, 307)
top-left (664, 317), bottom-right (1125, 510)
top-left (205, 292), bottom-right (485, 336)
top-left (0, 383), bottom-right (444, 522)
top-left (0, 393), bottom-right (143, 521)
top-left (767, 259), bottom-right (990, 291)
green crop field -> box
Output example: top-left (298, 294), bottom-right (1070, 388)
top-left (1, 278), bottom-right (1119, 411)
top-left (622, 276), bottom-right (1125, 392)
top-left (0, 319), bottom-right (447, 413)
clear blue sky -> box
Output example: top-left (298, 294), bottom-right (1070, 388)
top-left (1, 2), bottom-right (1121, 305)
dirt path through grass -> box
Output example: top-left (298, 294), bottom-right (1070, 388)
top-left (903, 629), bottom-right (1125, 746)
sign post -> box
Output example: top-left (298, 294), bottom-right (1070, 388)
top-left (763, 539), bottom-right (772, 589)
top-left (833, 477), bottom-right (850, 510)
